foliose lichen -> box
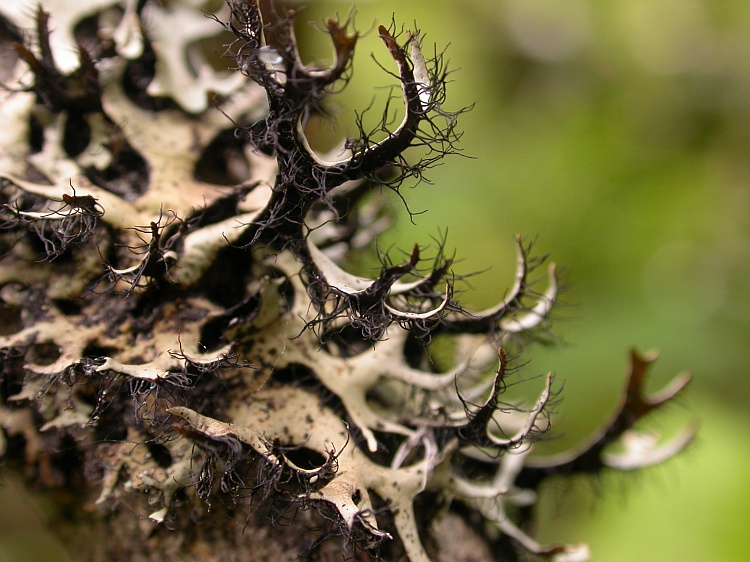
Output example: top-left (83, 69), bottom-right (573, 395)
top-left (0, 1), bottom-right (695, 561)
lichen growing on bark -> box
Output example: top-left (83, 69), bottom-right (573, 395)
top-left (0, 1), bottom-right (695, 561)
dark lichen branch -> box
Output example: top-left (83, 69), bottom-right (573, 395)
top-left (525, 349), bottom-right (695, 478)
top-left (303, 237), bottom-right (455, 340)
top-left (224, 1), bottom-right (466, 247)
top-left (103, 212), bottom-right (182, 293)
top-left (0, 177), bottom-right (103, 260)
top-left (11, 7), bottom-right (101, 113)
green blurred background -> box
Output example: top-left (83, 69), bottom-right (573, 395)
top-left (2, 0), bottom-right (749, 560)
top-left (300, 0), bottom-right (750, 560)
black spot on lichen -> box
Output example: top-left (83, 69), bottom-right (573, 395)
top-left (146, 442), bottom-right (173, 468)
top-left (26, 341), bottom-right (61, 366)
top-left (84, 141), bottom-right (150, 201)
top-left (62, 111), bottom-right (91, 158)
top-left (0, 301), bottom-right (23, 336)
top-left (194, 128), bottom-right (251, 186)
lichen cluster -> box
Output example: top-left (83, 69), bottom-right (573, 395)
top-left (0, 1), bottom-right (695, 561)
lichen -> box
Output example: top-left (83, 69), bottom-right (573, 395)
top-left (0, 1), bottom-right (695, 561)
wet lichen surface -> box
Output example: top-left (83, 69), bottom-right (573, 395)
top-left (0, 1), bottom-right (695, 561)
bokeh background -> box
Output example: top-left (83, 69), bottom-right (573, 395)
top-left (301, 0), bottom-right (750, 560)
top-left (2, 0), bottom-right (749, 560)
